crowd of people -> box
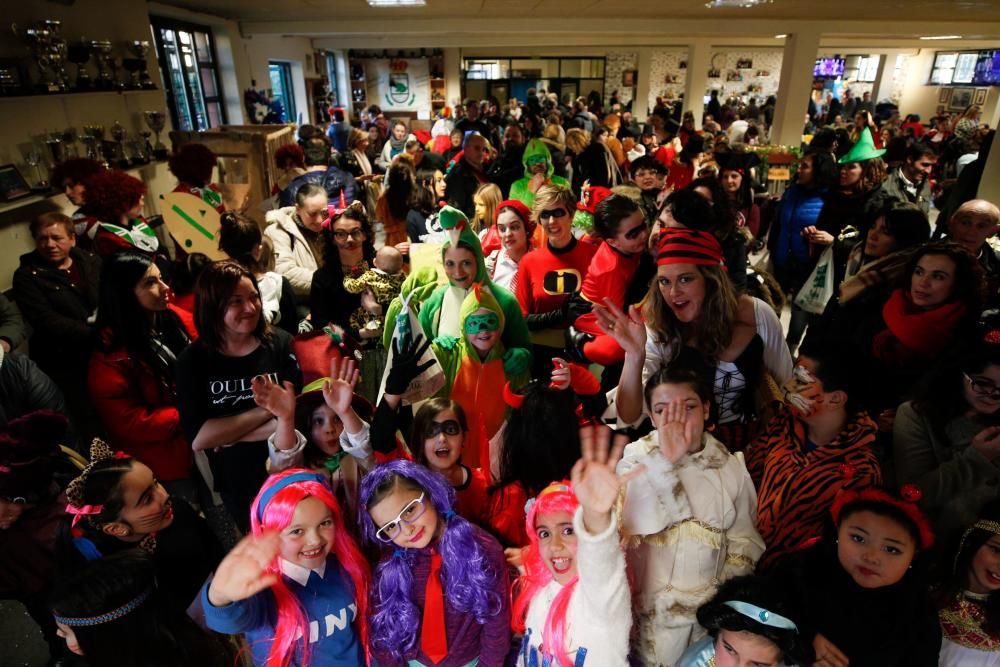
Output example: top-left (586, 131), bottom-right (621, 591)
top-left (1, 84), bottom-right (999, 667)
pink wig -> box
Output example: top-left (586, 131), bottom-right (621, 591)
top-left (249, 468), bottom-right (371, 667)
top-left (512, 482), bottom-right (579, 667)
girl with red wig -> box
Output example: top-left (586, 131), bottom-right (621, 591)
top-left (82, 170), bottom-right (159, 256)
top-left (202, 468), bottom-right (370, 667)
top-left (512, 426), bottom-right (634, 666)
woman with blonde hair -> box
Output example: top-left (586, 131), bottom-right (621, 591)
top-left (472, 182), bottom-right (502, 235)
top-left (596, 228), bottom-right (792, 452)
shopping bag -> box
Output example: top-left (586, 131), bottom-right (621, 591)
top-left (377, 291), bottom-right (445, 405)
top-left (793, 245), bottom-right (835, 314)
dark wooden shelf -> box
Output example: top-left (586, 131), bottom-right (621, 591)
top-left (0, 87), bottom-right (158, 101)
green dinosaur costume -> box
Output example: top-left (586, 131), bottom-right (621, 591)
top-left (381, 266), bottom-right (441, 349)
top-left (417, 205), bottom-right (532, 376)
top-left (509, 138), bottom-right (569, 210)
top-left (432, 285), bottom-right (529, 468)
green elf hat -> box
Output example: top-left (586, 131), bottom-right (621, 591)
top-left (438, 204), bottom-right (473, 247)
top-left (837, 126), bottom-right (886, 164)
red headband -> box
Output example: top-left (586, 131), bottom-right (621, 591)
top-left (503, 382), bottom-right (525, 409)
top-left (830, 485), bottom-right (935, 551)
top-left (655, 228), bottom-right (725, 267)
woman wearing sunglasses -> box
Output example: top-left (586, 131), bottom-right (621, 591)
top-left (895, 322), bottom-right (1000, 544)
top-left (515, 184), bottom-right (597, 378)
top-left (360, 459), bottom-right (511, 667)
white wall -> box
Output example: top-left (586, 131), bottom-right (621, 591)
top-left (240, 34), bottom-right (316, 125)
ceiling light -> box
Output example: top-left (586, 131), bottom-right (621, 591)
top-left (367, 0), bottom-right (426, 6)
top-left (704, 0), bottom-right (773, 7)
top-left (774, 34), bottom-right (787, 38)
top-left (919, 35), bottom-right (962, 40)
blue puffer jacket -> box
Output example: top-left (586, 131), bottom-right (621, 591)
top-left (770, 184), bottom-right (826, 269)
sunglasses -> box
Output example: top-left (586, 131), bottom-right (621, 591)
top-left (539, 208), bottom-right (568, 220)
top-left (424, 419), bottom-right (462, 438)
top-left (622, 222), bottom-right (648, 241)
top-left (374, 492), bottom-right (427, 543)
top-left (333, 229), bottom-right (365, 241)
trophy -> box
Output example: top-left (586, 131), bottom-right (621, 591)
top-left (0, 61), bottom-right (22, 96)
top-left (110, 121), bottom-right (129, 168)
top-left (130, 138), bottom-right (148, 165)
top-left (143, 110), bottom-right (167, 160)
top-left (25, 147), bottom-right (47, 190)
top-left (83, 125), bottom-right (106, 166)
top-left (67, 39), bottom-right (92, 90)
top-left (12, 20), bottom-right (68, 93)
top-left (61, 127), bottom-right (79, 158)
top-left (45, 132), bottom-right (64, 166)
top-left (90, 40), bottom-right (114, 90)
top-left (139, 129), bottom-right (153, 159)
top-left (123, 40), bottom-right (154, 90)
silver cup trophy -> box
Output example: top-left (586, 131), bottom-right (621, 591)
top-left (12, 20), bottom-right (68, 93)
top-left (123, 40), bottom-right (155, 90)
top-left (143, 110), bottom-right (168, 160)
top-left (66, 39), bottom-right (92, 91)
top-left (90, 40), bottom-right (114, 90)
top-left (110, 120), bottom-right (129, 168)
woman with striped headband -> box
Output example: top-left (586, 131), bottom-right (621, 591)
top-left (50, 551), bottom-right (232, 667)
top-left (597, 227), bottom-right (792, 452)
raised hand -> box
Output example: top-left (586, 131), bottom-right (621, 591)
top-left (593, 298), bottom-right (646, 356)
top-left (973, 425), bottom-right (1000, 460)
top-left (252, 376), bottom-right (297, 421)
top-left (571, 424), bottom-right (644, 533)
top-left (385, 334), bottom-right (435, 396)
top-left (655, 399), bottom-right (696, 464)
top-left (324, 356), bottom-right (360, 416)
top-left (550, 357), bottom-right (571, 391)
top-left (207, 532), bottom-right (281, 607)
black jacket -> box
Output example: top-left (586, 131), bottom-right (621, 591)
top-left (444, 159), bottom-right (486, 219)
top-left (12, 248), bottom-right (100, 380)
top-left (0, 350), bottom-right (66, 429)
top-left (486, 144), bottom-right (526, 199)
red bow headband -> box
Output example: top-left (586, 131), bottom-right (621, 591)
top-left (830, 485), bottom-right (935, 551)
top-left (655, 228), bottom-right (725, 267)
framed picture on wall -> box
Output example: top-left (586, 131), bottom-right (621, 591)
top-left (622, 70), bottom-right (636, 86)
top-left (736, 58), bottom-right (753, 69)
top-left (0, 164), bottom-right (31, 202)
top-left (949, 87), bottom-right (974, 111)
top-left (938, 88), bottom-right (952, 104)
top-left (974, 88), bottom-right (988, 105)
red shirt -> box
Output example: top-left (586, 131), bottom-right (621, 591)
top-left (575, 242), bottom-right (644, 336)
top-left (454, 465), bottom-right (491, 528)
top-left (515, 237), bottom-right (598, 317)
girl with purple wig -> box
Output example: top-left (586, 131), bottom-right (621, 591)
top-left (202, 468), bottom-right (370, 667)
top-left (511, 426), bottom-right (635, 666)
top-left (360, 459), bottom-right (511, 666)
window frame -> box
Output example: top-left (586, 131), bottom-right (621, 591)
top-left (268, 61), bottom-right (297, 123)
top-left (150, 16), bottom-right (227, 131)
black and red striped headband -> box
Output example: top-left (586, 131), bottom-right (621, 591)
top-left (655, 228), bottom-right (725, 267)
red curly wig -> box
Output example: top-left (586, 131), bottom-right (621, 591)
top-left (85, 170), bottom-right (146, 222)
top-left (274, 143), bottom-right (305, 170)
top-left (167, 143), bottom-right (217, 187)
top-left (50, 158), bottom-right (105, 187)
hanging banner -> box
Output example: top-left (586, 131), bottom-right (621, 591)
top-left (367, 58), bottom-right (431, 112)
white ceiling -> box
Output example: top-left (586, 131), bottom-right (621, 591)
top-left (153, 0), bottom-right (1000, 23)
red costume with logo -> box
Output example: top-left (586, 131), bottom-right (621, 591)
top-left (574, 243), bottom-right (644, 365)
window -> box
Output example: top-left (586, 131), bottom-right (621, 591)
top-left (268, 62), bottom-right (296, 122)
top-left (953, 53), bottom-right (978, 84)
top-left (150, 17), bottom-right (226, 131)
top-left (325, 53), bottom-right (340, 107)
top-left (931, 52), bottom-right (958, 84)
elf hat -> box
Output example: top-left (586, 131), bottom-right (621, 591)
top-left (838, 126), bottom-right (886, 164)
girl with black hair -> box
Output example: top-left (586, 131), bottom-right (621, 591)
top-left (51, 551), bottom-right (232, 667)
top-left (677, 575), bottom-right (814, 667)
top-left (936, 500), bottom-right (1000, 664)
top-left (88, 249), bottom-right (196, 490)
top-left (896, 325), bottom-right (1000, 543)
top-left (218, 211), bottom-right (298, 334)
top-left (58, 439), bottom-right (223, 614)
top-left (407, 167), bottom-right (446, 242)
top-left (767, 487), bottom-right (941, 666)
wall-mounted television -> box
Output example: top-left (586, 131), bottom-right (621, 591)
top-left (973, 50), bottom-right (1000, 86)
top-left (814, 58), bottom-right (845, 78)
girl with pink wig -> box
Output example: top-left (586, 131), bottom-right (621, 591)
top-left (512, 426), bottom-right (635, 666)
top-left (202, 468), bottom-right (370, 667)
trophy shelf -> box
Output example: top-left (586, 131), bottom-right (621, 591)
top-left (0, 88), bottom-right (158, 101)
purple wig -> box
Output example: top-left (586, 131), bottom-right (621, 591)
top-left (359, 460), bottom-right (503, 659)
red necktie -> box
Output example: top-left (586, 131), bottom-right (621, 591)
top-left (420, 550), bottom-right (448, 664)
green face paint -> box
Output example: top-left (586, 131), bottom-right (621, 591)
top-left (525, 155), bottom-right (548, 167)
top-left (464, 312), bottom-right (500, 335)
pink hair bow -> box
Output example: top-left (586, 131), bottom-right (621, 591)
top-left (65, 502), bottom-right (104, 527)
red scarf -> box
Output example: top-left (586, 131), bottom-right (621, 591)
top-left (879, 288), bottom-right (966, 358)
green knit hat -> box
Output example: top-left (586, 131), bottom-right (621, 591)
top-left (838, 126), bottom-right (886, 164)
